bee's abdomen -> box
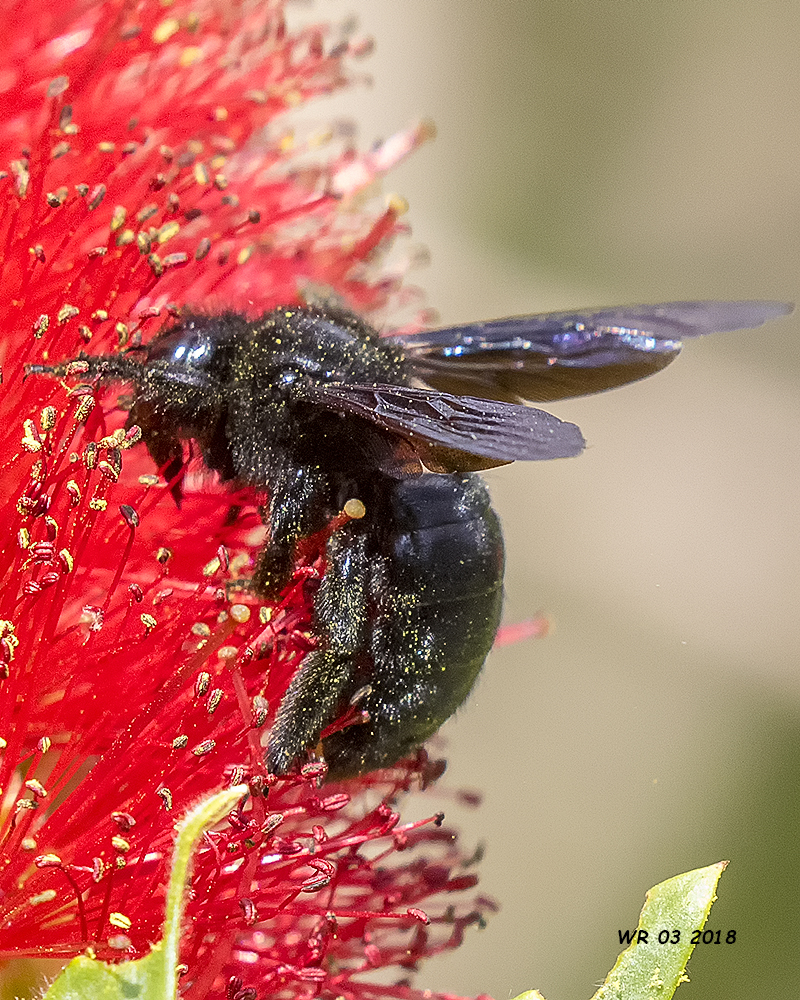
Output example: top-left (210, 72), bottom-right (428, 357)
top-left (321, 473), bottom-right (504, 777)
top-left (389, 473), bottom-right (504, 604)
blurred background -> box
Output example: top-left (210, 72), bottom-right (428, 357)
top-left (299, 0), bottom-right (800, 997)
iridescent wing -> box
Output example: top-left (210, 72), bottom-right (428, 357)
top-left (396, 300), bottom-right (793, 403)
top-left (304, 382), bottom-right (585, 471)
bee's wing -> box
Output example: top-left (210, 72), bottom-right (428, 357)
top-left (305, 383), bottom-right (584, 470)
top-left (396, 300), bottom-right (793, 403)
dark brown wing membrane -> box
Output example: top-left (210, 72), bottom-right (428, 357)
top-left (304, 383), bottom-right (585, 468)
top-left (396, 300), bottom-right (793, 403)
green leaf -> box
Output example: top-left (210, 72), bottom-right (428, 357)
top-left (42, 784), bottom-right (248, 1000)
top-left (510, 861), bottom-right (727, 1000)
top-left (590, 861), bottom-right (728, 1000)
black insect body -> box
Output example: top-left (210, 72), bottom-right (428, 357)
top-left (36, 300), bottom-right (791, 777)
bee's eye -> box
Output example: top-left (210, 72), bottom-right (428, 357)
top-left (148, 328), bottom-right (217, 367)
top-left (171, 339), bottom-right (212, 364)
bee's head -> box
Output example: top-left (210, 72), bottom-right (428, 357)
top-left (145, 313), bottom-right (242, 373)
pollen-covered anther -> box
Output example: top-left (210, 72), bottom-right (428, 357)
top-left (193, 162), bottom-right (210, 186)
top-left (34, 854), bottom-right (62, 868)
top-left (28, 890), bottom-right (56, 906)
top-left (229, 604), bottom-right (250, 624)
top-left (119, 505), bottom-right (140, 529)
top-left (207, 689), bottom-right (223, 714)
top-left (155, 547), bottom-right (172, 565)
top-left (192, 739), bottom-right (216, 757)
top-left (98, 431), bottom-right (123, 450)
top-left (16, 496), bottom-right (38, 516)
top-left (24, 779), bottom-right (47, 798)
top-left (110, 206), bottom-right (127, 231)
top-left (97, 460), bottom-right (119, 483)
top-left (300, 858), bottom-right (336, 892)
top-left (152, 17), bottom-right (180, 43)
top-left (136, 231), bottom-right (151, 255)
top-left (82, 606), bottom-right (104, 632)
top-left (32, 315), bottom-right (49, 339)
top-left (140, 614), bottom-right (157, 633)
top-left (108, 912), bottom-right (132, 931)
top-left (252, 695), bottom-right (269, 727)
top-left (29, 541), bottom-right (55, 563)
top-left (111, 812), bottom-right (136, 831)
top-left (226, 766), bottom-right (246, 789)
top-left (349, 684), bottom-right (372, 707)
top-left (162, 251), bottom-right (189, 270)
top-left (239, 897), bottom-right (258, 926)
top-left (157, 787), bottom-right (174, 810)
top-left (195, 671), bottom-right (211, 697)
top-left (73, 397), bottom-right (95, 425)
top-left (344, 497), bottom-right (366, 520)
top-left (172, 735), bottom-right (189, 749)
top-left (37, 736), bottom-right (51, 753)
top-left (111, 836), bottom-right (130, 853)
top-left (22, 417), bottom-right (41, 445)
top-left (66, 480), bottom-right (81, 504)
top-left (39, 406), bottom-right (56, 432)
top-left (156, 221), bottom-right (180, 244)
top-left (57, 304), bottom-right (79, 325)
top-left (87, 184), bottom-right (106, 210)
top-left (0, 638), bottom-right (14, 667)
top-left (21, 435), bottom-right (42, 453)
top-left (11, 159), bottom-right (29, 197)
top-left (57, 549), bottom-right (74, 574)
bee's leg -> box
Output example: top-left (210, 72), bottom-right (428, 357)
top-left (251, 464), bottom-right (329, 597)
top-left (251, 535), bottom-right (294, 598)
top-left (265, 528), bottom-right (369, 774)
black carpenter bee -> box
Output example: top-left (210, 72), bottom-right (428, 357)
top-left (34, 300), bottom-right (791, 777)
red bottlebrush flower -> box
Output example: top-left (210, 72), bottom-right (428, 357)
top-left (0, 1), bottom-right (490, 997)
